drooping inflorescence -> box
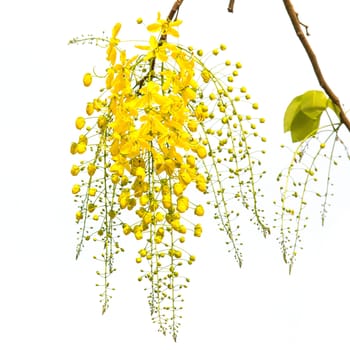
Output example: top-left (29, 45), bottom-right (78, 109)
top-left (275, 107), bottom-right (349, 273)
top-left (70, 13), bottom-right (267, 340)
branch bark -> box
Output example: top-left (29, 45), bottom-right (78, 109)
top-left (283, 0), bottom-right (350, 132)
top-left (228, 0), bottom-right (235, 12)
top-left (167, 0), bottom-right (184, 21)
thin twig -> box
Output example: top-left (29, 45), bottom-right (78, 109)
top-left (283, 0), bottom-right (350, 132)
top-left (296, 13), bottom-right (310, 36)
top-left (167, 0), bottom-right (184, 21)
top-left (228, 0), bottom-right (235, 13)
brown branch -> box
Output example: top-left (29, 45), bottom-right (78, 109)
top-left (167, 0), bottom-right (184, 21)
top-left (228, 0), bottom-right (235, 12)
top-left (283, 0), bottom-right (350, 132)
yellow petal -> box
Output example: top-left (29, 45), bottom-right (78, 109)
top-left (112, 23), bottom-right (122, 38)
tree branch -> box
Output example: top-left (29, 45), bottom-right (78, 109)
top-left (167, 0), bottom-right (184, 21)
top-left (283, 0), bottom-right (350, 132)
top-left (228, 0), bottom-right (235, 13)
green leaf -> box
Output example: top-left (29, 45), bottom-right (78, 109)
top-left (289, 111), bottom-right (321, 142)
top-left (284, 90), bottom-right (328, 142)
top-left (327, 99), bottom-right (341, 118)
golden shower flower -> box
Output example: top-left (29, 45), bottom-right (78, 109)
top-left (83, 73), bottom-right (92, 87)
top-left (70, 13), bottom-right (267, 341)
top-left (71, 184), bottom-right (80, 194)
top-left (75, 116), bottom-right (86, 130)
top-left (147, 12), bottom-right (182, 37)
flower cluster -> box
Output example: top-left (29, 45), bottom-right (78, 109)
top-left (275, 115), bottom-right (347, 273)
top-left (70, 14), bottom-right (267, 340)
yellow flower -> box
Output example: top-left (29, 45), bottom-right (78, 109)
top-left (174, 250), bottom-right (182, 258)
top-left (87, 163), bottom-right (97, 176)
top-left (70, 164), bottom-right (80, 176)
top-left (194, 103), bottom-right (209, 121)
top-left (86, 102), bottom-right (94, 116)
top-left (194, 205), bottom-right (205, 216)
top-left (106, 23), bottom-right (121, 65)
top-left (196, 145), bottom-right (207, 159)
top-left (186, 155), bottom-right (196, 168)
top-left (136, 35), bottom-right (171, 62)
top-left (173, 183), bottom-right (185, 196)
top-left (187, 119), bottom-right (198, 132)
top-left (88, 188), bottom-right (97, 196)
top-left (72, 184), bottom-right (80, 194)
top-left (195, 174), bottom-right (207, 193)
top-left (123, 224), bottom-right (132, 235)
top-left (88, 203), bottom-right (96, 213)
top-left (162, 193), bottom-right (172, 209)
top-left (194, 224), bottom-right (202, 237)
top-left (106, 44), bottom-right (117, 65)
top-left (75, 211), bottom-right (83, 221)
top-left (110, 162), bottom-right (125, 176)
top-left (76, 142), bottom-right (87, 154)
top-left (201, 69), bottom-right (211, 83)
top-left (135, 166), bottom-right (146, 181)
top-left (177, 196), bottom-right (189, 213)
top-left (155, 212), bottom-right (164, 222)
top-left (119, 189), bottom-right (130, 209)
top-left (147, 12), bottom-right (182, 38)
top-left (112, 22), bottom-right (122, 38)
top-left (83, 73), bottom-right (92, 87)
top-left (70, 142), bottom-right (77, 155)
top-left (97, 115), bottom-right (108, 129)
top-left (134, 226), bottom-right (143, 240)
top-left (75, 116), bottom-right (86, 130)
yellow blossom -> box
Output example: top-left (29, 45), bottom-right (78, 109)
top-left (75, 211), bottom-right (83, 221)
top-left (76, 142), bottom-right (87, 154)
top-left (136, 35), bottom-right (171, 62)
top-left (83, 73), bottom-right (92, 87)
top-left (70, 142), bottom-right (77, 155)
top-left (87, 163), bottom-right (97, 176)
top-left (123, 224), bottom-right (132, 235)
top-left (72, 184), bottom-right (80, 194)
top-left (194, 224), bottom-right (202, 237)
top-left (112, 22), bottom-right (122, 39)
top-left (86, 102), bottom-right (94, 116)
top-left (173, 183), bottom-right (185, 196)
top-left (177, 196), bottom-right (189, 213)
top-left (70, 164), bottom-right (80, 176)
top-left (88, 188), bottom-right (97, 196)
top-left (201, 69), bottom-right (211, 83)
top-left (75, 116), bottom-right (86, 130)
top-left (196, 145), bottom-right (207, 159)
top-left (187, 119), bottom-right (197, 132)
top-left (147, 12), bottom-right (182, 38)
top-left (162, 193), bottom-right (172, 209)
top-left (194, 205), bottom-right (205, 216)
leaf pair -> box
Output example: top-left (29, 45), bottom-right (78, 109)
top-left (284, 90), bottom-right (339, 142)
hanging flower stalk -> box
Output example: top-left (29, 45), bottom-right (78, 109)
top-left (275, 95), bottom-right (349, 273)
top-left (70, 13), bottom-right (268, 340)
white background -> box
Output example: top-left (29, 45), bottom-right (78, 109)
top-left (1, 0), bottom-right (350, 349)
